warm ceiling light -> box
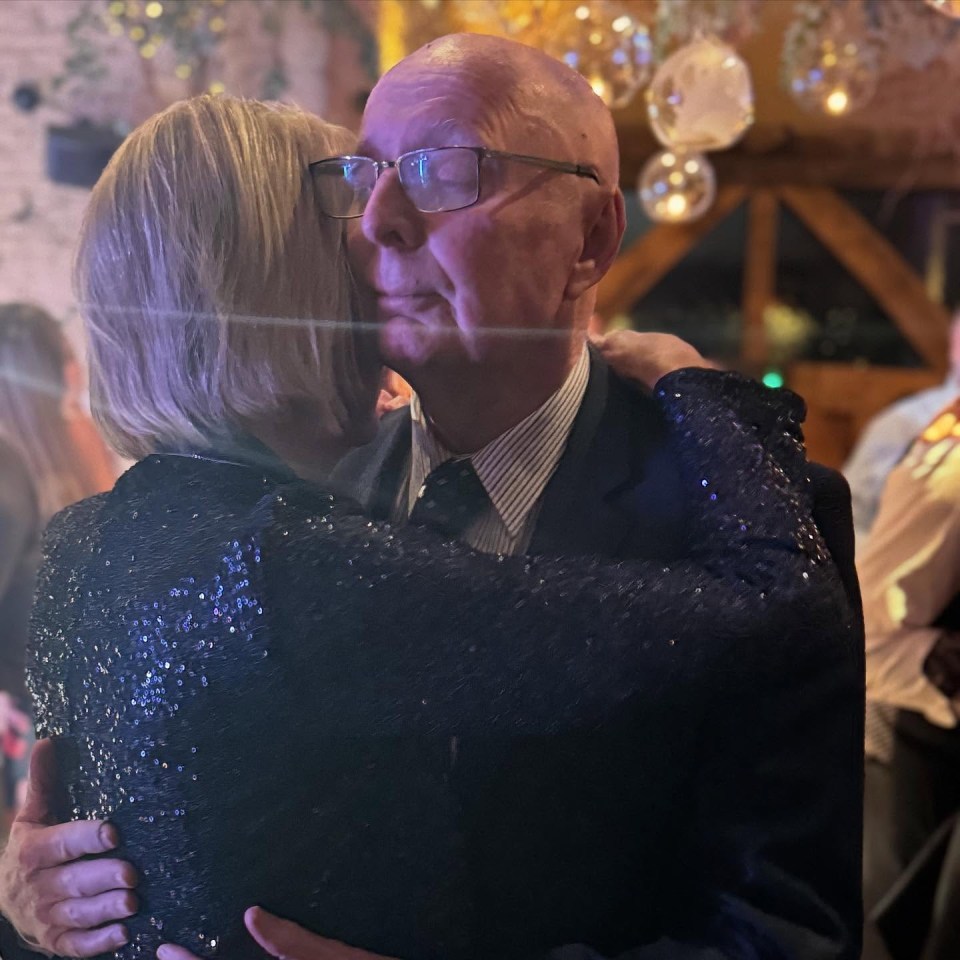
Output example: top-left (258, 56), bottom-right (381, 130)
top-left (825, 88), bottom-right (850, 115)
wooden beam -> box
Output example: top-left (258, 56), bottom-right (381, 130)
top-left (618, 129), bottom-right (960, 191)
top-left (787, 362), bottom-right (943, 468)
top-left (741, 189), bottom-right (779, 369)
top-left (622, 152), bottom-right (960, 192)
top-left (596, 185), bottom-right (747, 320)
top-left (779, 186), bottom-right (951, 374)
top-left (729, 153), bottom-right (960, 191)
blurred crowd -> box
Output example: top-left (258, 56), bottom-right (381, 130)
top-left (0, 303), bottom-right (115, 824)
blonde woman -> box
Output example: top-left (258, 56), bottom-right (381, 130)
top-left (5, 96), bottom-right (852, 960)
top-left (0, 304), bottom-right (113, 814)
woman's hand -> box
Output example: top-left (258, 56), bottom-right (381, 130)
top-left (158, 908), bottom-right (396, 960)
top-left (590, 331), bottom-right (709, 391)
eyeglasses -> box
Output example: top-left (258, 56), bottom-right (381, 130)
top-left (308, 146), bottom-right (601, 219)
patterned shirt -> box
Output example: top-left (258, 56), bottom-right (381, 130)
top-left (843, 378), bottom-right (959, 547)
top-left (860, 398), bottom-right (960, 757)
top-left (399, 346), bottom-right (590, 556)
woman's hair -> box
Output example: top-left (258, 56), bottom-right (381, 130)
top-left (0, 303), bottom-right (97, 519)
top-left (75, 95), bottom-right (374, 459)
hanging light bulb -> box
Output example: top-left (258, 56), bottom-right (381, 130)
top-left (875, 0), bottom-right (954, 71)
top-left (543, 0), bottom-right (653, 109)
top-left (638, 149), bottom-right (716, 224)
top-left (925, 0), bottom-right (960, 19)
top-left (783, 11), bottom-right (880, 117)
top-left (646, 35), bottom-right (754, 152)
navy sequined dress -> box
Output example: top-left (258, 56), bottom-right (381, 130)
top-left (27, 370), bottom-right (853, 960)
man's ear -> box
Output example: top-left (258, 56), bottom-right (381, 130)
top-left (564, 189), bottom-right (626, 302)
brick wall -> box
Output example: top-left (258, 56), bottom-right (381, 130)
top-left (0, 0), bottom-right (369, 334)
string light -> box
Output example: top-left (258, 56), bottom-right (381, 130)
top-left (543, 0), bottom-right (652, 109)
top-left (101, 0), bottom-right (238, 93)
top-left (638, 149), bottom-right (717, 224)
top-left (825, 88), bottom-right (850, 115)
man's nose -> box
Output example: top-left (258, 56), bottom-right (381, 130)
top-left (360, 169), bottom-right (427, 251)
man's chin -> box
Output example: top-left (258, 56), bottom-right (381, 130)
top-left (378, 316), bottom-right (444, 372)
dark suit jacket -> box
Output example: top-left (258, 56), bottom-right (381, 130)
top-left (332, 352), bottom-right (865, 960)
top-left (335, 352), bottom-right (861, 614)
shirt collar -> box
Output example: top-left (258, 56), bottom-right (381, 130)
top-left (408, 345), bottom-right (590, 537)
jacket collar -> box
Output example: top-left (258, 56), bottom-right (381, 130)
top-left (530, 347), bottom-right (638, 556)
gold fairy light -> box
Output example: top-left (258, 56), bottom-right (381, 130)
top-left (145, 1), bottom-right (163, 18)
top-left (782, 4), bottom-right (880, 117)
top-left (638, 149), bottom-right (717, 224)
top-left (543, 1), bottom-right (653, 109)
top-left (825, 88), bottom-right (850, 115)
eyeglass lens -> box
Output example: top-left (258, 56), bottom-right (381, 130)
top-left (397, 148), bottom-right (480, 214)
top-left (312, 148), bottom-right (482, 218)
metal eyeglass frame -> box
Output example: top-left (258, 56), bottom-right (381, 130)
top-left (308, 146), bottom-right (602, 218)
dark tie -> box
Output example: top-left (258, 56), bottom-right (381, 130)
top-left (408, 459), bottom-right (489, 539)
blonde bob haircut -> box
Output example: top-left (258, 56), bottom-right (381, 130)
top-left (75, 95), bottom-right (374, 460)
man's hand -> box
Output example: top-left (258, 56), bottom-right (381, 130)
top-left (157, 908), bottom-right (397, 960)
top-left (0, 739), bottom-right (138, 956)
top-left (590, 330), bottom-right (709, 390)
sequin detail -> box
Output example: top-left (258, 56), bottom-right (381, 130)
top-left (31, 526), bottom-right (265, 959)
top-left (26, 369), bottom-right (857, 960)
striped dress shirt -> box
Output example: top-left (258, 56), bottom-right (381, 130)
top-left (399, 346), bottom-right (590, 556)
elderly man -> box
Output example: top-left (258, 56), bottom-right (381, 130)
top-left (0, 33), bottom-right (862, 960)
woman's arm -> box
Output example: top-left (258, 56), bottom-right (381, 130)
top-left (6, 501), bottom-right (136, 959)
top-left (226, 363), bottom-right (859, 960)
top-left (263, 366), bottom-right (852, 734)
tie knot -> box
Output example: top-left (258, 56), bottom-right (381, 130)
top-left (409, 459), bottom-right (489, 539)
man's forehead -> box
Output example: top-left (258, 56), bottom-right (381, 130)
top-left (358, 99), bottom-right (494, 157)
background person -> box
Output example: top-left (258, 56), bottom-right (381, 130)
top-left (0, 303), bottom-right (113, 818)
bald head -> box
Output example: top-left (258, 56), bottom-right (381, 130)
top-left (351, 32), bottom-right (627, 442)
top-left (368, 33), bottom-right (620, 187)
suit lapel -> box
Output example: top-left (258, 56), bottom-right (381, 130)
top-left (336, 407), bottom-right (412, 519)
top-left (338, 350), bottom-right (684, 558)
top-left (531, 348), bottom-right (636, 557)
